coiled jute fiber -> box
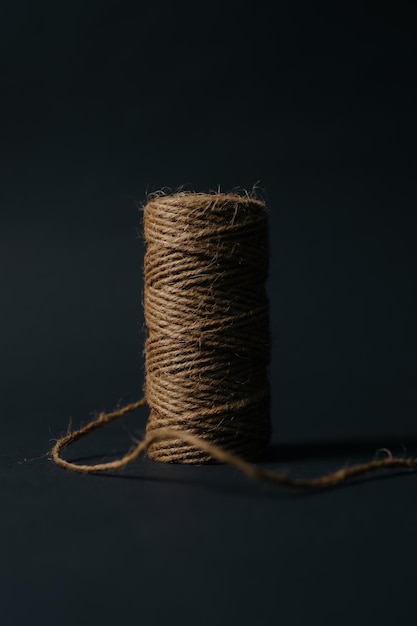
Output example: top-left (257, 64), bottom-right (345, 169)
top-left (52, 191), bottom-right (417, 488)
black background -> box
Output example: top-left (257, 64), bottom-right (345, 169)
top-left (2, 1), bottom-right (417, 624)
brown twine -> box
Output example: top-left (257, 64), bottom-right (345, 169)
top-left (51, 191), bottom-right (417, 488)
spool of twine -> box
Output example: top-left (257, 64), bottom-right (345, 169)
top-left (143, 192), bottom-right (271, 463)
top-left (51, 191), bottom-right (417, 488)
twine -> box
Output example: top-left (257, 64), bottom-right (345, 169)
top-left (51, 191), bottom-right (417, 488)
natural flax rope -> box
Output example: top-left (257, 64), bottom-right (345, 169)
top-left (51, 191), bottom-right (417, 488)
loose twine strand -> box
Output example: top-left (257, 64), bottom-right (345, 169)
top-left (51, 192), bottom-right (417, 489)
top-left (51, 396), bottom-right (417, 488)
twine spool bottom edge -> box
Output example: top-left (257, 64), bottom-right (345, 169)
top-left (145, 409), bottom-right (272, 464)
top-left (145, 438), bottom-right (272, 464)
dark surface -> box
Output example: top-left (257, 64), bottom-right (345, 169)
top-left (1, 2), bottom-right (417, 624)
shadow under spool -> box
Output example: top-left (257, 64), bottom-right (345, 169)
top-left (143, 192), bottom-right (271, 463)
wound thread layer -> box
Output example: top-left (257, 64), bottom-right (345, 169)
top-left (143, 192), bottom-right (271, 463)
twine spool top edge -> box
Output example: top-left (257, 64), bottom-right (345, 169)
top-left (143, 191), bottom-right (267, 212)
